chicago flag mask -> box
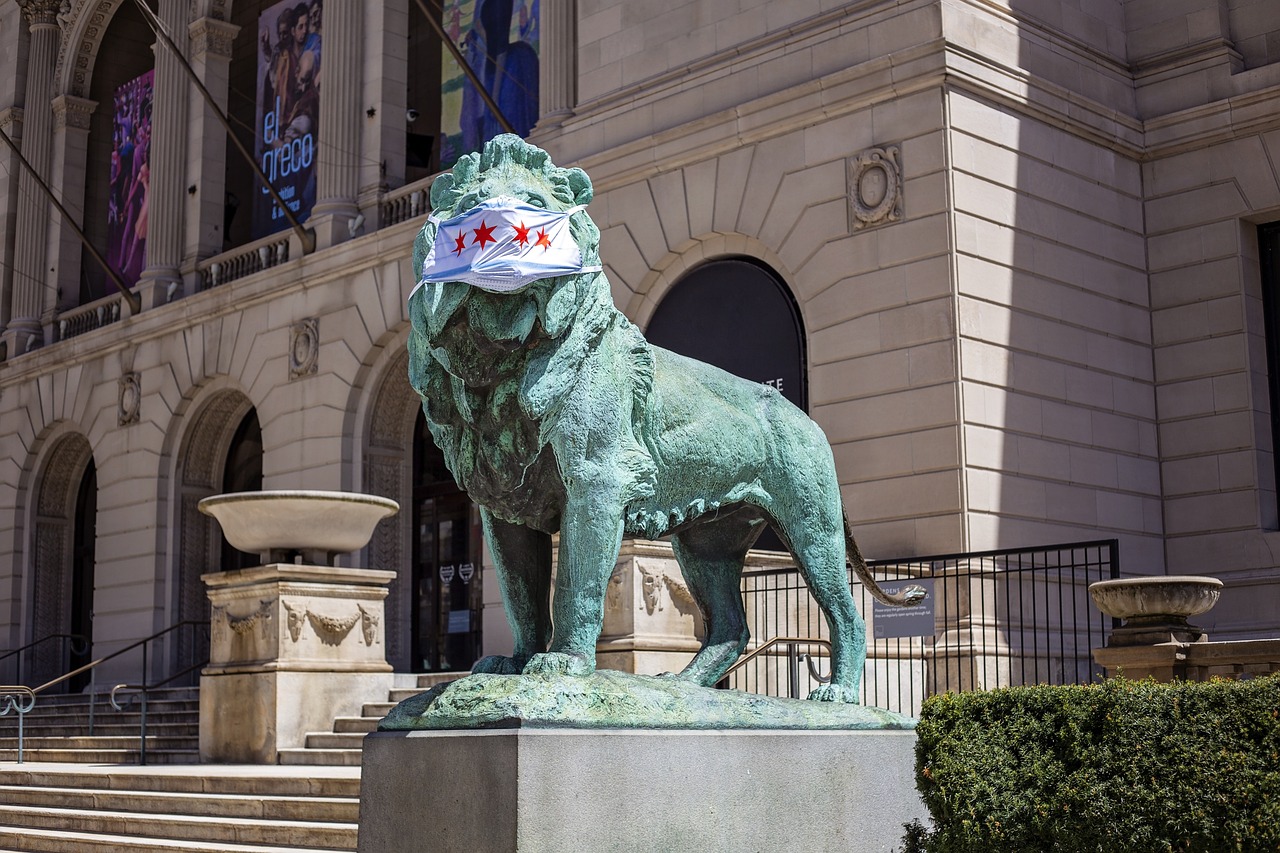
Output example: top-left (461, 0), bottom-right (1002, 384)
top-left (414, 196), bottom-right (601, 294)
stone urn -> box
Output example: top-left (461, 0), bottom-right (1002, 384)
top-left (198, 489), bottom-right (398, 566)
top-left (1088, 576), bottom-right (1222, 647)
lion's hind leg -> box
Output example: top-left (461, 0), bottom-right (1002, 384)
top-left (780, 512), bottom-right (868, 704)
top-left (669, 508), bottom-right (763, 687)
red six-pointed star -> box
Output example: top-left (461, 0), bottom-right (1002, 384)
top-left (472, 219), bottom-right (497, 249)
top-left (534, 227), bottom-right (553, 251)
top-left (452, 231), bottom-right (467, 255)
top-left (512, 221), bottom-right (531, 247)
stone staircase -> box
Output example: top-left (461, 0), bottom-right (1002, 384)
top-left (0, 687), bottom-right (200, 765)
top-left (278, 672), bottom-right (461, 766)
top-left (0, 763), bottom-right (361, 852)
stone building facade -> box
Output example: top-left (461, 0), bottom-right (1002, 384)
top-left (2, 0), bottom-right (1279, 685)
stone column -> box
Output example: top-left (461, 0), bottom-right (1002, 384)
top-left (136, 0), bottom-right (190, 307)
top-left (47, 95), bottom-right (95, 314)
top-left (531, 0), bottom-right (575, 135)
top-left (310, 0), bottom-right (362, 248)
top-left (0, 107), bottom-right (22, 340)
top-left (5, 0), bottom-right (62, 355)
top-left (182, 16), bottom-right (238, 285)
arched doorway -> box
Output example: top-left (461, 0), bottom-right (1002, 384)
top-left (29, 433), bottom-right (95, 688)
top-left (174, 389), bottom-right (259, 673)
top-left (363, 348), bottom-right (482, 672)
top-left (645, 257), bottom-right (808, 550)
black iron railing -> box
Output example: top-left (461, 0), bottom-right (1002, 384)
top-left (0, 620), bottom-right (208, 764)
top-left (725, 539), bottom-right (1120, 715)
top-left (0, 633), bottom-right (88, 687)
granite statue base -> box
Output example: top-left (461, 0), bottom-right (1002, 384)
top-left (358, 727), bottom-right (927, 852)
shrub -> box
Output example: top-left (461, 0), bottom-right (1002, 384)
top-left (904, 675), bottom-right (1280, 853)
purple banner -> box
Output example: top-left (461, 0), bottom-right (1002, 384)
top-left (107, 69), bottom-right (154, 286)
top-left (253, 0), bottom-right (321, 238)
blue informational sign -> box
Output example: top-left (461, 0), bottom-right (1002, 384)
top-left (254, 0), bottom-right (321, 237)
top-left (871, 579), bottom-right (936, 639)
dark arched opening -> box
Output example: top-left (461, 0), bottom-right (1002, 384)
top-left (70, 461), bottom-right (97, 691)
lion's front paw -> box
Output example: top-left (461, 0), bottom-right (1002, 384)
top-left (472, 655), bottom-right (525, 675)
top-left (808, 683), bottom-right (862, 703)
top-left (523, 651), bottom-right (594, 677)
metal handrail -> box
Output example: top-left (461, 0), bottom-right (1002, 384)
top-left (717, 636), bottom-right (833, 699)
top-left (0, 633), bottom-right (88, 685)
top-left (109, 658), bottom-right (209, 766)
top-left (0, 620), bottom-right (207, 765)
top-left (0, 687), bottom-right (35, 763)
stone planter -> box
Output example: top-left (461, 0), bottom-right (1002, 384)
top-left (198, 490), bottom-right (398, 566)
top-left (1089, 576), bottom-right (1222, 647)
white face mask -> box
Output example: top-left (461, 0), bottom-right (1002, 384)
top-left (411, 195), bottom-right (601, 296)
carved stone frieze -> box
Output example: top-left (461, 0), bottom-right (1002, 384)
top-left (118, 371), bottom-right (141, 426)
top-left (51, 95), bottom-right (95, 131)
top-left (189, 16), bottom-right (238, 59)
top-left (0, 107), bottom-right (23, 133)
top-left (283, 599), bottom-right (305, 642)
top-left (289, 317), bottom-right (319, 379)
top-left (57, 0), bottom-right (116, 98)
top-left (305, 607), bottom-right (361, 646)
top-left (849, 145), bottom-right (903, 230)
top-left (605, 566), bottom-right (625, 613)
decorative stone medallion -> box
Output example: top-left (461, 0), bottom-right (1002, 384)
top-left (849, 145), bottom-right (903, 230)
top-left (289, 317), bottom-right (319, 379)
top-left (118, 371), bottom-right (141, 426)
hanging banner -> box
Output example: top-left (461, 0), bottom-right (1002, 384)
top-left (439, 0), bottom-right (540, 170)
top-left (253, 0), bottom-right (322, 238)
top-left (106, 68), bottom-right (154, 289)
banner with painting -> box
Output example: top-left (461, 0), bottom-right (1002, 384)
top-left (253, 0), bottom-right (322, 238)
top-left (107, 69), bottom-right (154, 287)
top-left (439, 0), bottom-right (539, 170)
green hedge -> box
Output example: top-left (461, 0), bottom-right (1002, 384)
top-left (905, 676), bottom-right (1280, 853)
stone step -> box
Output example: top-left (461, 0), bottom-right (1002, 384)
top-left (0, 721), bottom-right (198, 737)
top-left (0, 826), bottom-right (352, 853)
top-left (0, 748), bottom-right (200, 764)
top-left (361, 702), bottom-right (395, 717)
top-left (332, 716), bottom-right (379, 734)
top-left (0, 804), bottom-right (357, 849)
top-left (303, 732), bottom-right (366, 750)
top-left (0, 786), bottom-right (360, 823)
top-left (0, 735), bottom-right (197, 750)
top-left (0, 766), bottom-right (361, 798)
top-left (277, 748), bottom-right (363, 767)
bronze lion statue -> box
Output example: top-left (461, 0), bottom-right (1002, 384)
top-left (408, 135), bottom-right (920, 702)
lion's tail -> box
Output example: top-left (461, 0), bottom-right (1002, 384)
top-left (843, 513), bottom-right (928, 607)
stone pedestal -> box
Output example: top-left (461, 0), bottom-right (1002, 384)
top-left (595, 540), bottom-right (703, 676)
top-left (358, 728), bottom-right (928, 853)
top-left (200, 563), bottom-right (395, 763)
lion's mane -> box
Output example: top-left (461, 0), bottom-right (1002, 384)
top-left (407, 135), bottom-right (656, 531)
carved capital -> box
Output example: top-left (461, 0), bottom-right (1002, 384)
top-left (189, 16), bottom-right (239, 58)
top-left (118, 371), bottom-right (141, 426)
top-left (289, 317), bottom-right (319, 379)
top-left (18, 0), bottom-right (64, 28)
top-left (51, 95), bottom-right (96, 131)
top-left (0, 107), bottom-right (22, 134)
top-left (849, 145), bottom-right (903, 230)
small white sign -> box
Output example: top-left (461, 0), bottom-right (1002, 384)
top-left (871, 579), bottom-right (936, 639)
top-left (447, 609), bottom-right (470, 634)
top-left (458, 563), bottom-right (475, 583)
top-left (439, 564), bottom-right (456, 584)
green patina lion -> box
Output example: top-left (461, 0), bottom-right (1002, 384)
top-left (408, 134), bottom-right (920, 702)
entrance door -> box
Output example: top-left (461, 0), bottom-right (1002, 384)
top-left (412, 419), bottom-right (483, 672)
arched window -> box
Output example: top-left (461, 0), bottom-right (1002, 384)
top-left (646, 257), bottom-right (808, 411)
top-left (80, 0), bottom-right (155, 304)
